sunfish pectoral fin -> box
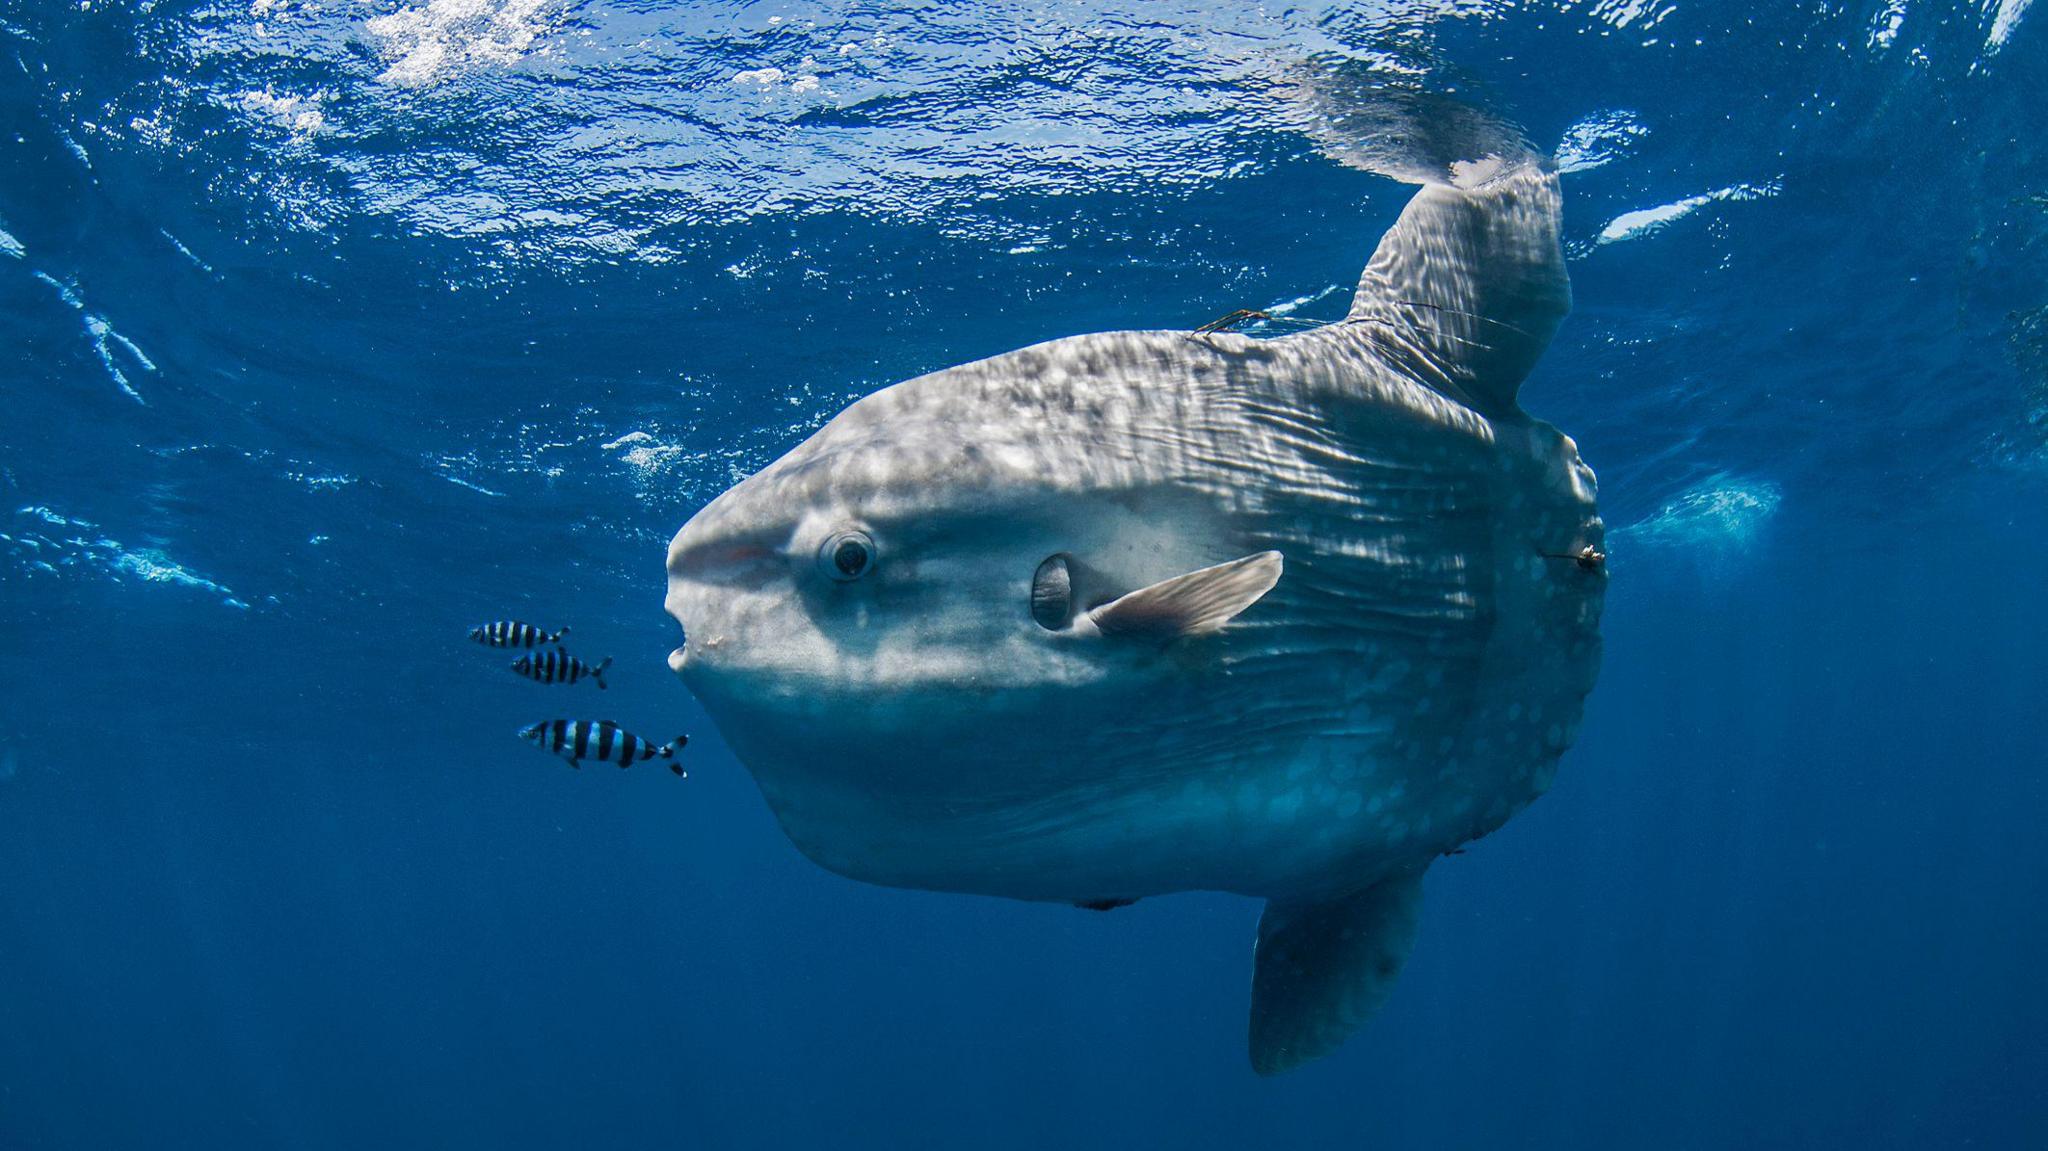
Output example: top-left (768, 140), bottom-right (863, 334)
top-left (1085, 551), bottom-right (1282, 640)
top-left (1348, 163), bottom-right (1568, 415)
top-left (1248, 868), bottom-right (1427, 1076)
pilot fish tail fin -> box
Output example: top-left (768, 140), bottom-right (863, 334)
top-left (1347, 165), bottom-right (1568, 415)
top-left (1249, 868), bottom-right (1426, 1076)
top-left (550, 625), bottom-right (570, 644)
top-left (592, 656), bottom-right (611, 690)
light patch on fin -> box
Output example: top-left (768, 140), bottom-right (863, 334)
top-left (1249, 869), bottom-right (1426, 1076)
top-left (1087, 551), bottom-right (1281, 640)
top-left (1273, 65), bottom-right (1537, 188)
top-left (1348, 165), bottom-right (1569, 415)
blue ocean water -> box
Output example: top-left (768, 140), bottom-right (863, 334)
top-left (3, 0), bottom-right (2046, 1146)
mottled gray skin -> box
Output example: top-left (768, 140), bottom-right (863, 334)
top-left (666, 167), bottom-right (1604, 1071)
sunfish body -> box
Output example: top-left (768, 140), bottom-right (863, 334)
top-left (665, 166), bottom-right (1604, 1074)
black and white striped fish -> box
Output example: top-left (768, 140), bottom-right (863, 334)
top-left (470, 620), bottom-right (568, 649)
top-left (510, 650), bottom-right (611, 689)
top-left (518, 720), bottom-right (686, 775)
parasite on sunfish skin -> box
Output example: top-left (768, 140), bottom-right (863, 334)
top-left (469, 620), bottom-right (569, 648)
top-left (1541, 545), bottom-right (1606, 571)
top-left (510, 650), bottom-right (611, 689)
top-left (1190, 308), bottom-right (1272, 335)
top-left (518, 720), bottom-right (686, 775)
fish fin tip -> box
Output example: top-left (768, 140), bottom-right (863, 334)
top-left (1249, 869), bottom-right (1427, 1076)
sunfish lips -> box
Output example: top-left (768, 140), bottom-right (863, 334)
top-left (663, 578), bottom-right (703, 680)
top-left (663, 540), bottom-right (704, 683)
top-left (662, 572), bottom-right (725, 683)
top-left (667, 630), bottom-right (734, 678)
top-left (664, 516), bottom-right (752, 680)
top-left (663, 570), bottom-right (736, 686)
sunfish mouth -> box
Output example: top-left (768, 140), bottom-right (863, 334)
top-left (668, 633), bottom-right (729, 677)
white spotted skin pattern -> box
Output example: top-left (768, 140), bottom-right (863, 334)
top-left (666, 175), bottom-right (1603, 906)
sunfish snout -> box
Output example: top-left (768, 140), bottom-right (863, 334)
top-left (665, 504), bottom-right (774, 688)
top-left (663, 511), bottom-right (730, 679)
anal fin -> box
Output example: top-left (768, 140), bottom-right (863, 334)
top-left (1249, 869), bottom-right (1426, 1076)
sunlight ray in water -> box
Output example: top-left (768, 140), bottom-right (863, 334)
top-left (1611, 474), bottom-right (1784, 554)
top-left (1594, 180), bottom-right (1782, 246)
top-left (5, 505), bottom-right (250, 609)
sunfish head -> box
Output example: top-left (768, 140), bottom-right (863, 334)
top-left (672, 386), bottom-right (1198, 737)
top-left (663, 355), bottom-right (1277, 885)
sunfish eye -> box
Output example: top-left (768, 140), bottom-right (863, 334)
top-left (1031, 553), bottom-right (1073, 630)
top-left (820, 529), bottom-right (876, 581)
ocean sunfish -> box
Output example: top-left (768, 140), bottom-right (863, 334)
top-left (664, 165), bottom-right (1604, 1074)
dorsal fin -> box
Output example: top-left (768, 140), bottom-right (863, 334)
top-left (1347, 165), bottom-right (1568, 415)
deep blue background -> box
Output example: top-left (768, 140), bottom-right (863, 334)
top-left (3, 2), bottom-right (2046, 1147)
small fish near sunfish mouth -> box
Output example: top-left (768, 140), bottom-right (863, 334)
top-left (664, 161), bottom-right (1604, 1074)
top-left (469, 620), bottom-right (569, 648)
top-left (519, 720), bottom-right (687, 775)
top-left (510, 650), bottom-right (611, 689)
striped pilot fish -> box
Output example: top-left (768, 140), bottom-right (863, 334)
top-left (519, 720), bottom-right (686, 775)
top-left (510, 650), bottom-right (611, 689)
top-left (470, 620), bottom-right (569, 648)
